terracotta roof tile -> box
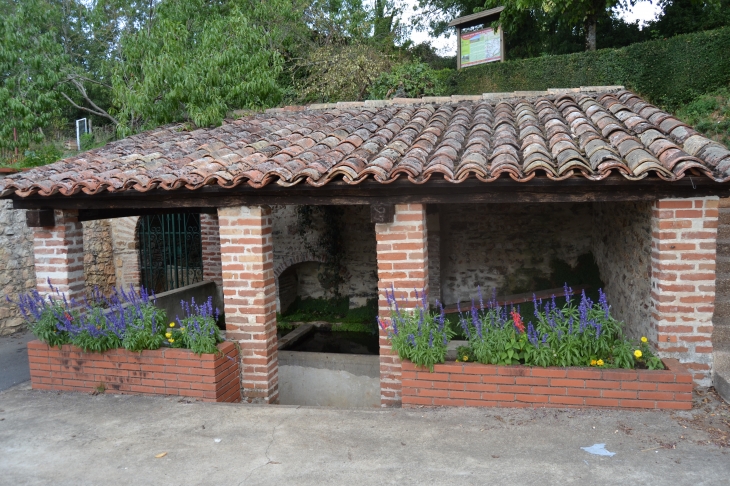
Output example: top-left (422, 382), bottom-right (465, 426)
top-left (3, 88), bottom-right (730, 198)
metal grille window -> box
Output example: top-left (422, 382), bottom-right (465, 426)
top-left (138, 213), bottom-right (203, 293)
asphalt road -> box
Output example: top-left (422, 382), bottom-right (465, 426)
top-left (0, 331), bottom-right (33, 391)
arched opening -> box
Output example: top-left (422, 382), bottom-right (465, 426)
top-left (137, 213), bottom-right (203, 294)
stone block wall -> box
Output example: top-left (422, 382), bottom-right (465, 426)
top-left (0, 201), bottom-right (35, 335)
top-left (83, 219), bottom-right (116, 297)
top-left (110, 216), bottom-right (140, 290)
top-left (437, 202), bottom-right (594, 305)
top-left (271, 205), bottom-right (377, 309)
top-left (592, 201), bottom-right (653, 340)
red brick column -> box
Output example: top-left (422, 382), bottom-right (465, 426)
top-left (32, 210), bottom-right (85, 305)
top-left (651, 197), bottom-right (718, 386)
top-left (200, 213), bottom-right (223, 286)
top-left (375, 204), bottom-right (429, 407)
top-left (217, 205), bottom-right (278, 403)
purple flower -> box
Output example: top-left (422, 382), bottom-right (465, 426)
top-left (408, 333), bottom-right (416, 347)
top-left (428, 330), bottom-right (434, 348)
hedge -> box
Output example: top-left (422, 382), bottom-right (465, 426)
top-left (455, 27), bottom-right (730, 110)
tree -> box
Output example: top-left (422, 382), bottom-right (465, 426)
top-left (0, 0), bottom-right (65, 153)
top-left (112, 0), bottom-right (286, 134)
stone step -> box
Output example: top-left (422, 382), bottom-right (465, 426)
top-left (713, 351), bottom-right (730, 403)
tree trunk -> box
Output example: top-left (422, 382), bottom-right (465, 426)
top-left (585, 18), bottom-right (597, 51)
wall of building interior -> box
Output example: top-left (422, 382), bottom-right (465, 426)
top-left (271, 205), bottom-right (378, 313)
top-left (591, 201), bottom-right (653, 341)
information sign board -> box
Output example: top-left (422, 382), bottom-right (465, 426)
top-left (459, 27), bottom-right (502, 67)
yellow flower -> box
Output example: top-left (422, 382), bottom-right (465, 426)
top-left (590, 359), bottom-right (597, 366)
top-left (168, 338), bottom-right (175, 343)
top-left (641, 336), bottom-right (648, 343)
top-left (463, 356), bottom-right (469, 362)
top-left (165, 333), bottom-right (172, 338)
top-left (597, 359), bottom-right (604, 367)
top-left (181, 327), bottom-right (186, 332)
top-left (634, 350), bottom-right (643, 358)
top-left (169, 323), bottom-right (175, 328)
top-left (456, 359), bottom-right (461, 363)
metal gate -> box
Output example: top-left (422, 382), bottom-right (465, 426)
top-left (138, 213), bottom-right (203, 294)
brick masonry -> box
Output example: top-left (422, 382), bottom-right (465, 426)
top-left (200, 213), bottom-right (223, 286)
top-left (401, 359), bottom-right (693, 410)
top-left (650, 197), bottom-right (718, 386)
top-left (375, 204), bottom-right (429, 407)
top-left (27, 340), bottom-right (240, 402)
top-left (32, 210), bottom-right (86, 305)
top-left (218, 205), bottom-right (279, 404)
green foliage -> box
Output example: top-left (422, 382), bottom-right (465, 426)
top-left (294, 42), bottom-right (393, 102)
top-left (71, 306), bottom-right (123, 353)
top-left (368, 62), bottom-right (453, 99)
top-left (675, 87), bottom-right (730, 147)
top-left (112, 0), bottom-right (284, 134)
top-left (645, 0), bottom-right (730, 39)
top-left (28, 304), bottom-right (72, 348)
top-left (456, 27), bottom-right (730, 110)
top-left (0, 0), bottom-right (65, 152)
top-left (458, 289), bottom-right (664, 370)
top-left (165, 296), bottom-right (222, 355)
top-left (0, 144), bottom-right (63, 169)
top-left (383, 290), bottom-right (455, 371)
top-left (278, 297), bottom-right (378, 330)
top-left (121, 304), bottom-right (166, 352)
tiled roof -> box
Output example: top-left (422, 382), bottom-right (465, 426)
top-left (2, 88), bottom-right (730, 198)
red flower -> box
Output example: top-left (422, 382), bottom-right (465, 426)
top-left (510, 310), bottom-right (525, 334)
top-left (64, 312), bottom-right (73, 322)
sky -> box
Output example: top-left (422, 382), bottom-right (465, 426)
top-left (402, 0), bottom-right (664, 55)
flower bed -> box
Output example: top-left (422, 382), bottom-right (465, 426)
top-left (27, 340), bottom-right (241, 402)
top-left (401, 359), bottom-right (693, 410)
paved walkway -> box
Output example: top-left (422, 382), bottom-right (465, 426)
top-left (0, 331), bottom-right (33, 391)
top-left (0, 383), bottom-right (728, 485)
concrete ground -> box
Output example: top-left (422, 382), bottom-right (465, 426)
top-left (0, 383), bottom-right (729, 485)
top-left (0, 330), bottom-right (33, 391)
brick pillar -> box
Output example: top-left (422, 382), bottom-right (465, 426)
top-left (375, 204), bottom-right (429, 407)
top-left (218, 205), bottom-right (278, 404)
top-left (32, 210), bottom-right (85, 305)
top-left (200, 213), bottom-right (223, 286)
top-left (651, 197), bottom-right (718, 386)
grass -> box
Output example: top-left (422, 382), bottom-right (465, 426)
top-left (675, 87), bottom-right (730, 147)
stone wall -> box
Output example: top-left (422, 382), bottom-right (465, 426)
top-left (437, 202), bottom-right (594, 305)
top-left (0, 201), bottom-right (35, 335)
top-left (271, 205), bottom-right (378, 309)
top-left (110, 217), bottom-right (140, 290)
top-left (592, 201), bottom-right (653, 340)
top-left (83, 219), bottom-right (116, 297)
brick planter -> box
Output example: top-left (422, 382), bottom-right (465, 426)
top-left (401, 359), bottom-right (693, 410)
top-left (27, 340), bottom-right (241, 402)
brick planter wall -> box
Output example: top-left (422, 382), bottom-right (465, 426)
top-left (27, 340), bottom-right (241, 402)
top-left (402, 359), bottom-right (693, 410)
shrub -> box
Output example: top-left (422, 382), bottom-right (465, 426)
top-left (456, 286), bottom-right (663, 370)
top-left (379, 288), bottom-right (454, 371)
top-left (12, 283), bottom-right (225, 356)
top-left (368, 62), bottom-right (454, 100)
top-left (167, 296), bottom-right (222, 355)
top-left (455, 26), bottom-right (730, 110)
